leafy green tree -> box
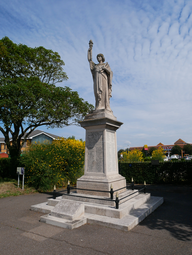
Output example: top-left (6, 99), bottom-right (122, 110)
top-left (183, 144), bottom-right (192, 155)
top-left (0, 37), bottom-right (93, 171)
top-left (68, 135), bottom-right (76, 140)
top-left (142, 147), bottom-right (149, 157)
top-left (118, 149), bottom-right (125, 159)
top-left (171, 145), bottom-right (181, 155)
top-left (124, 147), bottom-right (130, 153)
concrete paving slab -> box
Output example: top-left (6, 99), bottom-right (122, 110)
top-left (0, 185), bottom-right (192, 255)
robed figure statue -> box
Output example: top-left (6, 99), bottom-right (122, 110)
top-left (88, 40), bottom-right (113, 111)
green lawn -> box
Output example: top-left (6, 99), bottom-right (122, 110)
top-left (0, 179), bottom-right (37, 198)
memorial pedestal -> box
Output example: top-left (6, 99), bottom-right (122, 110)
top-left (77, 110), bottom-right (126, 197)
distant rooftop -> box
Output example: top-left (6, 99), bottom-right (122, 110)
top-left (0, 130), bottom-right (61, 143)
top-left (129, 138), bottom-right (191, 150)
top-left (26, 130), bottom-right (60, 140)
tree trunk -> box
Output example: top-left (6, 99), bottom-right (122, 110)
top-left (7, 140), bottom-right (22, 178)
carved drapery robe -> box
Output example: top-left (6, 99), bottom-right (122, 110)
top-left (89, 61), bottom-right (113, 111)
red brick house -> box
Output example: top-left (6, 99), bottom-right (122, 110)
top-left (129, 139), bottom-right (191, 156)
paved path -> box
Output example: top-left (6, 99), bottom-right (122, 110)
top-left (0, 185), bottom-right (192, 255)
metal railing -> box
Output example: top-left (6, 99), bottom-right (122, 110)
top-left (52, 181), bottom-right (146, 209)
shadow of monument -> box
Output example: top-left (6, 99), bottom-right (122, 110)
top-left (131, 184), bottom-right (192, 241)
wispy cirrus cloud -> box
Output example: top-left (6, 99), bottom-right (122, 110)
top-left (1, 0), bottom-right (192, 148)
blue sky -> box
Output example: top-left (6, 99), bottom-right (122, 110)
top-left (1, 0), bottom-right (192, 150)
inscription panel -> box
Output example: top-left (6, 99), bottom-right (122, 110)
top-left (86, 131), bottom-right (104, 173)
top-left (106, 130), bottom-right (116, 173)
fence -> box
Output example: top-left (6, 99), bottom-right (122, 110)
top-left (52, 182), bottom-right (146, 209)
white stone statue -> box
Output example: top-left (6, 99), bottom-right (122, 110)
top-left (88, 40), bottom-right (113, 111)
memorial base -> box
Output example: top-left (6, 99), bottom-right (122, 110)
top-left (77, 111), bottom-right (126, 197)
top-left (77, 174), bottom-right (126, 197)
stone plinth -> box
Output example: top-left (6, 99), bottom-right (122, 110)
top-left (51, 200), bottom-right (84, 220)
top-left (77, 110), bottom-right (126, 197)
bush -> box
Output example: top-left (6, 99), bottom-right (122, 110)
top-left (21, 138), bottom-right (85, 191)
top-left (121, 149), bottom-right (144, 163)
top-left (151, 147), bottom-right (165, 161)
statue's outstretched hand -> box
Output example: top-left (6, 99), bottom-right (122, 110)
top-left (88, 40), bottom-right (93, 62)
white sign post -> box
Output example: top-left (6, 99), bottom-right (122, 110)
top-left (17, 172), bottom-right (20, 188)
top-left (16, 167), bottom-right (25, 190)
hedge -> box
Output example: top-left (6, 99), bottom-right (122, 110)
top-left (119, 161), bottom-right (192, 185)
top-left (1, 158), bottom-right (192, 185)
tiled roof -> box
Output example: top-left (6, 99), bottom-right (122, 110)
top-left (0, 130), bottom-right (61, 143)
top-left (157, 143), bottom-right (164, 146)
top-left (129, 139), bottom-right (192, 151)
top-left (174, 139), bottom-right (186, 145)
top-left (26, 130), bottom-right (60, 140)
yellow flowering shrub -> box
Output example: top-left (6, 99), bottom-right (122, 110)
top-left (21, 138), bottom-right (85, 191)
top-left (152, 147), bottom-right (165, 161)
top-left (121, 149), bottom-right (144, 163)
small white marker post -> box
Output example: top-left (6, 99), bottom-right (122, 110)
top-left (18, 172), bottom-right (20, 188)
top-left (16, 167), bottom-right (25, 190)
top-left (22, 173), bottom-right (25, 190)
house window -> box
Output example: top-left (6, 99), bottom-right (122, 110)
top-left (0, 144), bottom-right (7, 152)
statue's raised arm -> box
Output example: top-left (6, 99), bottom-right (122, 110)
top-left (88, 40), bottom-right (113, 112)
top-left (88, 40), bottom-right (93, 62)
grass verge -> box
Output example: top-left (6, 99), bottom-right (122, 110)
top-left (0, 179), bottom-right (37, 198)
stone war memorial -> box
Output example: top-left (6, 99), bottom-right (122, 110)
top-left (31, 41), bottom-right (163, 231)
top-left (77, 40), bottom-right (126, 197)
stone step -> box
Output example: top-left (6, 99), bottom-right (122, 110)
top-left (31, 196), bottom-right (62, 213)
top-left (31, 192), bottom-right (151, 220)
top-left (38, 196), bottom-right (163, 231)
top-left (84, 193), bottom-right (151, 219)
top-left (59, 189), bottom-right (142, 206)
top-left (47, 196), bottom-right (62, 206)
top-left (31, 202), bottom-right (54, 214)
top-left (62, 192), bottom-right (115, 206)
top-left (85, 196), bottom-right (164, 231)
top-left (40, 214), bottom-right (87, 229)
top-left (118, 189), bottom-right (144, 204)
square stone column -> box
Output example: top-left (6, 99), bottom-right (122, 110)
top-left (77, 110), bottom-right (126, 197)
